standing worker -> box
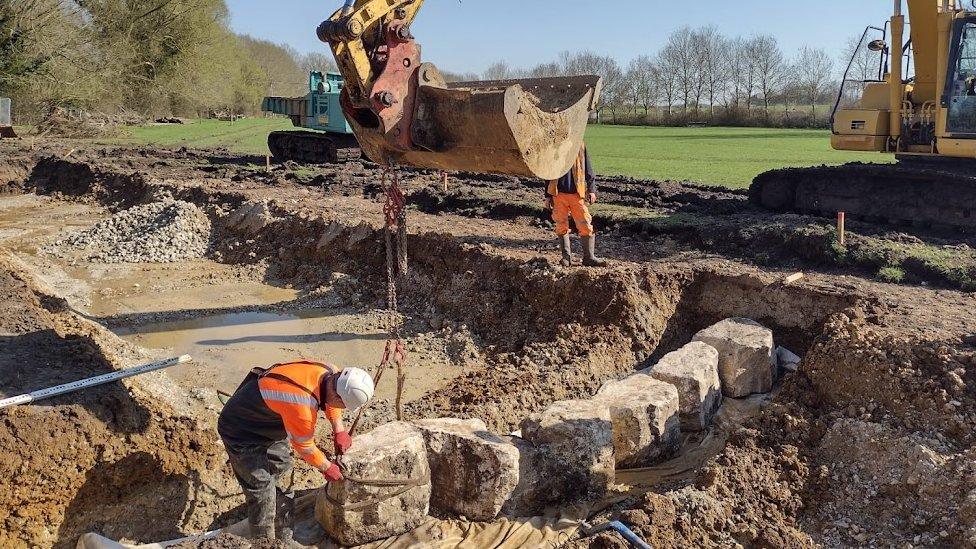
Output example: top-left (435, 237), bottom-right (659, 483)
top-left (545, 143), bottom-right (607, 267)
top-left (218, 360), bottom-right (375, 540)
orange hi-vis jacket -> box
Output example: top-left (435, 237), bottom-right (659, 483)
top-left (257, 361), bottom-right (343, 471)
top-left (546, 144), bottom-right (594, 198)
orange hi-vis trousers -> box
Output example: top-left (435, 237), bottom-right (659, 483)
top-left (552, 193), bottom-right (594, 237)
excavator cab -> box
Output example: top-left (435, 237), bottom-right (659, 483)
top-left (318, 0), bottom-right (602, 180)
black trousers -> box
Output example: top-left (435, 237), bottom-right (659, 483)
top-left (221, 437), bottom-right (294, 539)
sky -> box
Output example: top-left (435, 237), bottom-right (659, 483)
top-left (225, 1), bottom-right (896, 75)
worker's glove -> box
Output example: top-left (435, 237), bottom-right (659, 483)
top-left (334, 431), bottom-right (353, 456)
top-left (588, 193), bottom-right (597, 205)
top-left (322, 462), bottom-right (344, 483)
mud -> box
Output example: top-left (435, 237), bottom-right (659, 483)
top-left (0, 141), bottom-right (974, 548)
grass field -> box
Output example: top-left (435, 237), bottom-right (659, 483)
top-left (583, 125), bottom-right (888, 188)
top-left (107, 118), bottom-right (294, 156)
top-left (106, 119), bottom-right (890, 188)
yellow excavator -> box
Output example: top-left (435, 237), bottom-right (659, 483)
top-left (316, 0), bottom-right (602, 180)
top-left (751, 0), bottom-right (976, 229)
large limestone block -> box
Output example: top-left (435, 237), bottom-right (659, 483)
top-left (693, 318), bottom-right (776, 397)
top-left (520, 399), bottom-right (614, 506)
top-left (498, 435), bottom-right (546, 517)
top-left (412, 418), bottom-right (521, 520)
top-left (316, 422), bottom-right (431, 546)
top-left (595, 375), bottom-right (681, 467)
top-left (643, 342), bottom-right (722, 432)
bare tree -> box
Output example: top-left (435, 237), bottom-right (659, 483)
top-left (297, 52), bottom-right (338, 76)
top-left (657, 53), bottom-right (680, 117)
top-left (627, 55), bottom-right (657, 116)
top-left (750, 35), bottom-right (786, 116)
top-left (795, 46), bottom-right (835, 115)
top-left (483, 61), bottom-right (514, 80)
top-left (696, 26), bottom-right (727, 118)
top-left (661, 28), bottom-right (699, 113)
top-left (560, 51), bottom-right (621, 123)
top-left (735, 37), bottom-right (764, 111)
top-left (527, 62), bottom-right (564, 78)
top-left (601, 57), bottom-right (625, 123)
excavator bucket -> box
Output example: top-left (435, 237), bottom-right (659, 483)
top-left (346, 75), bottom-right (602, 180)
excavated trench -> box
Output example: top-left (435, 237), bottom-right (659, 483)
top-left (0, 152), bottom-right (974, 548)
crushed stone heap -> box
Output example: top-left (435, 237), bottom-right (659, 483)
top-left (57, 200), bottom-right (212, 263)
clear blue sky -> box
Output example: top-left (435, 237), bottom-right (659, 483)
top-left (226, 1), bottom-right (895, 75)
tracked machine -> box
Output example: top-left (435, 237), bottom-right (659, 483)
top-left (751, 0), bottom-right (976, 229)
top-left (315, 0), bottom-right (602, 179)
top-left (263, 72), bottom-right (363, 164)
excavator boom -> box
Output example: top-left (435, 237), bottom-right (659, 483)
top-left (317, 0), bottom-right (602, 179)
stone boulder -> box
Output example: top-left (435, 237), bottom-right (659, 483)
top-left (595, 375), bottom-right (681, 467)
top-left (315, 422), bottom-right (430, 546)
top-left (224, 200), bottom-right (276, 236)
top-left (693, 318), bottom-right (776, 397)
top-left (520, 399), bottom-right (614, 507)
top-left (412, 418), bottom-right (521, 521)
top-left (497, 435), bottom-right (547, 517)
top-left (643, 342), bottom-right (722, 432)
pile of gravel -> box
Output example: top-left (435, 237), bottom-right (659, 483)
top-left (59, 200), bottom-right (212, 263)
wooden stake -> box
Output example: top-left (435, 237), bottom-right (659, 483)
top-left (265, 154), bottom-right (271, 171)
top-left (837, 212), bottom-right (846, 246)
top-left (441, 171), bottom-right (448, 192)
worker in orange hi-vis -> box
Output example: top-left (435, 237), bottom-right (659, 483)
top-left (218, 361), bottom-right (375, 540)
top-left (545, 142), bottom-right (607, 268)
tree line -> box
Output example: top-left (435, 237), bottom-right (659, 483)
top-left (0, 0), bottom-right (341, 122)
top-left (3, 4), bottom-right (871, 130)
top-left (481, 26), bottom-right (860, 129)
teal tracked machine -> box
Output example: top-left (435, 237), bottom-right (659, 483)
top-left (261, 71), bottom-right (362, 163)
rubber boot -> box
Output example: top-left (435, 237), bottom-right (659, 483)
top-left (558, 234), bottom-right (573, 267)
top-left (582, 235), bottom-right (607, 267)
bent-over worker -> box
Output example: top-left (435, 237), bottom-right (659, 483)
top-left (545, 143), bottom-right (608, 267)
top-left (218, 360), bottom-right (375, 540)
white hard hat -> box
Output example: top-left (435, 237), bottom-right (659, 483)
top-left (335, 368), bottom-right (375, 412)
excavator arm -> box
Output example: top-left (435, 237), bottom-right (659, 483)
top-left (317, 0), bottom-right (602, 179)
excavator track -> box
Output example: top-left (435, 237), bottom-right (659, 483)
top-left (749, 161), bottom-right (976, 231)
top-left (267, 130), bottom-right (362, 164)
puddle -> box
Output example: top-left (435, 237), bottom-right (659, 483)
top-left (0, 194), bottom-right (468, 406)
top-left (115, 309), bottom-right (464, 403)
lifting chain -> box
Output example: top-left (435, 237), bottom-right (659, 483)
top-left (350, 166), bottom-right (408, 434)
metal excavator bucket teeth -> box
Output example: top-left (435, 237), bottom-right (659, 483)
top-left (349, 75), bottom-right (602, 180)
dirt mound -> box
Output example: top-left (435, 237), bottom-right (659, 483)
top-left (55, 200), bottom-right (212, 263)
top-left (809, 419), bottom-right (976, 547)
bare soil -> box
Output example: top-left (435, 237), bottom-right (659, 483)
top-left (0, 140), bottom-right (974, 548)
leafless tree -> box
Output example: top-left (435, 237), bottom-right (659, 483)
top-left (750, 34), bottom-right (786, 115)
top-left (560, 51), bottom-right (621, 123)
top-left (627, 55), bottom-right (657, 116)
top-left (795, 46), bottom-right (835, 115)
top-left (696, 26), bottom-right (727, 118)
top-left (657, 53), bottom-right (680, 117)
top-left (661, 28), bottom-right (699, 113)
top-left (482, 61), bottom-right (513, 80)
top-left (527, 62), bottom-right (564, 78)
top-left (297, 52), bottom-right (338, 77)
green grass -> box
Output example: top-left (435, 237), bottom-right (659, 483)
top-left (583, 125), bottom-right (891, 188)
top-left (105, 118), bottom-right (294, 155)
top-left (101, 119), bottom-right (891, 189)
